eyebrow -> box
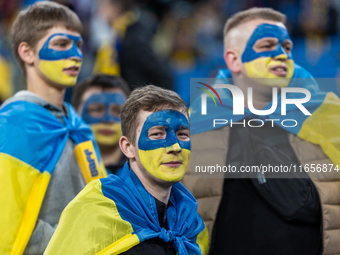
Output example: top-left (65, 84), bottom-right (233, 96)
top-left (51, 36), bottom-right (83, 44)
top-left (51, 36), bottom-right (71, 41)
top-left (179, 125), bottom-right (189, 130)
top-left (282, 40), bottom-right (293, 45)
top-left (148, 126), bottom-right (166, 130)
top-left (255, 37), bottom-right (278, 43)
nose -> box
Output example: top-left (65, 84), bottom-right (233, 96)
top-left (69, 55), bottom-right (82, 62)
top-left (166, 143), bottom-right (182, 154)
top-left (69, 45), bottom-right (83, 62)
top-left (274, 53), bottom-right (288, 62)
top-left (273, 44), bottom-right (288, 61)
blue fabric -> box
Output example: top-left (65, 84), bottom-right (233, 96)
top-left (0, 100), bottom-right (100, 173)
top-left (101, 162), bottom-right (205, 255)
top-left (138, 110), bottom-right (190, 151)
top-left (190, 64), bottom-right (327, 135)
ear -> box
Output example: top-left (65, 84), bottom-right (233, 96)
top-left (224, 49), bottom-right (241, 73)
top-left (18, 42), bottom-right (35, 65)
top-left (119, 136), bottom-right (136, 159)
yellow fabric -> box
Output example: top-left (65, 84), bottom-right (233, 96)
top-left (44, 180), bottom-right (139, 255)
top-left (93, 42), bottom-right (121, 76)
top-left (298, 92), bottom-right (340, 166)
top-left (196, 224), bottom-right (209, 255)
top-left (74, 140), bottom-right (107, 184)
top-left (139, 147), bottom-right (190, 182)
top-left (97, 234), bottom-right (140, 255)
top-left (112, 11), bottom-right (137, 38)
top-left (0, 55), bottom-right (13, 101)
top-left (92, 11), bottom-right (137, 76)
top-left (0, 153), bottom-right (50, 255)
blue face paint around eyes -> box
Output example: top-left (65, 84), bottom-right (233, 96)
top-left (39, 33), bottom-right (83, 61)
top-left (81, 92), bottom-right (126, 124)
top-left (138, 110), bottom-right (190, 151)
top-left (242, 23), bottom-right (292, 63)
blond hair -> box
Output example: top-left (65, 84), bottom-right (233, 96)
top-left (223, 7), bottom-right (286, 45)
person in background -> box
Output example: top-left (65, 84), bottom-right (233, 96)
top-left (184, 7), bottom-right (340, 255)
top-left (0, 2), bottom-right (106, 254)
top-left (44, 85), bottom-right (208, 255)
top-left (72, 74), bottom-right (130, 174)
top-left (92, 0), bottom-right (173, 90)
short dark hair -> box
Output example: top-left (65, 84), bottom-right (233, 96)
top-left (10, 1), bottom-right (83, 76)
top-left (72, 74), bottom-right (131, 110)
top-left (121, 85), bottom-right (188, 143)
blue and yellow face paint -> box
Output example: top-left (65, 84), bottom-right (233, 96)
top-left (81, 92), bottom-right (126, 146)
top-left (242, 23), bottom-right (294, 87)
top-left (39, 33), bottom-right (83, 86)
top-left (138, 110), bottom-right (190, 182)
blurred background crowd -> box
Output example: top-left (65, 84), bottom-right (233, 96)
top-left (1, 0), bottom-right (340, 106)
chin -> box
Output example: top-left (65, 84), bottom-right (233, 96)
top-left (160, 166), bottom-right (186, 182)
top-left (254, 76), bottom-right (292, 87)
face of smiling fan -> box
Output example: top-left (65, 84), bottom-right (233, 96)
top-left (131, 109), bottom-right (191, 183)
top-left (33, 26), bottom-right (83, 87)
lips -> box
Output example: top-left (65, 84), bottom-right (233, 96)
top-left (97, 129), bottom-right (115, 136)
top-left (63, 65), bottom-right (80, 76)
top-left (269, 65), bottom-right (288, 77)
top-left (162, 161), bottom-right (182, 168)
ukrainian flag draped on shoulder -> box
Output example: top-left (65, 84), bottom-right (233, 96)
top-left (190, 64), bottom-right (340, 166)
top-left (44, 162), bottom-right (209, 255)
top-left (0, 100), bottom-right (106, 255)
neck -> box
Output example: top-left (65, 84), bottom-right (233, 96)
top-left (26, 68), bottom-right (66, 108)
top-left (130, 160), bottom-right (172, 204)
top-left (99, 144), bottom-right (123, 166)
top-left (235, 78), bottom-right (276, 110)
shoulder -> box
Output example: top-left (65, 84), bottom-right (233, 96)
top-left (293, 64), bottom-right (314, 79)
top-left (45, 179), bottom-right (136, 254)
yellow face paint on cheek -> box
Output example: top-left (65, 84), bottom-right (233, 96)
top-left (39, 59), bottom-right (82, 86)
top-left (138, 147), bottom-right (190, 182)
top-left (244, 57), bottom-right (294, 87)
top-left (90, 122), bottom-right (122, 146)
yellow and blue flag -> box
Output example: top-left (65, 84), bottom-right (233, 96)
top-left (44, 162), bottom-right (209, 255)
top-left (0, 101), bottom-right (106, 255)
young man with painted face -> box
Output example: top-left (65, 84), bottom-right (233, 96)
top-left (0, 2), bottom-right (106, 254)
top-left (184, 7), bottom-right (340, 255)
top-left (44, 85), bottom-right (209, 255)
top-left (72, 74), bottom-right (131, 174)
